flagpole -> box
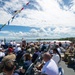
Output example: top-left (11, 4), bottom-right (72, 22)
top-left (0, 2), bottom-right (29, 31)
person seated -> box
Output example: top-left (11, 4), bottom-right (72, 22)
top-left (41, 42), bottom-right (46, 52)
top-left (0, 59), bottom-right (19, 75)
top-left (1, 40), bottom-right (5, 48)
top-left (0, 48), bottom-right (5, 61)
top-left (0, 54), bottom-right (16, 75)
top-left (2, 47), bottom-right (16, 62)
top-left (41, 52), bottom-right (59, 75)
top-left (32, 46), bottom-right (41, 63)
top-left (14, 44), bottom-right (21, 54)
top-left (16, 47), bottom-right (26, 64)
top-left (19, 53), bottom-right (32, 74)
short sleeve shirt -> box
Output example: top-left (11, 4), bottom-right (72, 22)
top-left (41, 59), bottom-right (59, 75)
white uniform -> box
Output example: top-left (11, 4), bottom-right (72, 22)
top-left (57, 48), bottom-right (61, 54)
top-left (52, 53), bottom-right (60, 66)
top-left (41, 59), bottom-right (59, 75)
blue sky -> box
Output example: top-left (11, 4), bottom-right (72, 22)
top-left (0, 25), bottom-right (35, 32)
top-left (0, 0), bottom-right (75, 39)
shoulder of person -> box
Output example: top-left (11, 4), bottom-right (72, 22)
top-left (13, 71), bottom-right (20, 75)
top-left (2, 54), bottom-right (16, 62)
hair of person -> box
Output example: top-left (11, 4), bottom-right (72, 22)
top-left (2, 59), bottom-right (15, 72)
top-left (25, 53), bottom-right (31, 61)
top-left (35, 46), bottom-right (39, 51)
top-left (43, 52), bottom-right (51, 60)
top-left (59, 42), bottom-right (62, 47)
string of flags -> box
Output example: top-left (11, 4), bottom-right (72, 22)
top-left (0, 2), bottom-right (30, 31)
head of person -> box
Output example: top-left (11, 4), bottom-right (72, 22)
top-left (56, 45), bottom-right (59, 48)
top-left (7, 47), bottom-right (13, 54)
top-left (22, 40), bottom-right (26, 48)
top-left (24, 53), bottom-right (31, 61)
top-left (43, 52), bottom-right (51, 62)
top-left (53, 48), bottom-right (58, 54)
top-left (1, 59), bottom-right (15, 74)
top-left (59, 42), bottom-right (62, 47)
top-left (35, 46), bottom-right (39, 52)
top-left (1, 40), bottom-right (3, 42)
top-left (54, 41), bottom-right (56, 44)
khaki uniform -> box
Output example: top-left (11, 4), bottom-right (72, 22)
top-left (2, 53), bottom-right (16, 62)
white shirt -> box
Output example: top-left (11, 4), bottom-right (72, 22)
top-left (13, 41), bottom-right (16, 45)
top-left (52, 54), bottom-right (60, 66)
top-left (14, 47), bottom-right (21, 53)
top-left (1, 41), bottom-right (5, 45)
top-left (40, 44), bottom-right (43, 49)
top-left (0, 52), bottom-right (5, 57)
top-left (10, 41), bottom-right (13, 45)
top-left (57, 48), bottom-right (61, 54)
top-left (41, 59), bottom-right (59, 75)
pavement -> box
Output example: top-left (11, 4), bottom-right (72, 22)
top-left (61, 61), bottom-right (75, 75)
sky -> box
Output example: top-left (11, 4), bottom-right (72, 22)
top-left (0, 0), bottom-right (75, 40)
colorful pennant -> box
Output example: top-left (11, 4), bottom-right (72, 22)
top-left (0, 2), bottom-right (30, 31)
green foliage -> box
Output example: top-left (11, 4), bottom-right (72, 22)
top-left (58, 37), bottom-right (75, 42)
top-left (36, 37), bottom-right (75, 42)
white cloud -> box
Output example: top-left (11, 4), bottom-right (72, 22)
top-left (30, 29), bottom-right (37, 33)
top-left (0, 0), bottom-right (75, 28)
top-left (57, 0), bottom-right (75, 12)
top-left (0, 10), bottom-right (12, 23)
top-left (53, 27), bottom-right (71, 34)
top-left (0, 31), bottom-right (10, 34)
top-left (0, 27), bottom-right (75, 39)
top-left (70, 0), bottom-right (75, 12)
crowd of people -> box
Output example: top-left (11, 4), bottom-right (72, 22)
top-left (0, 39), bottom-right (75, 75)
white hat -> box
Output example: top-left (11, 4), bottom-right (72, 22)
top-left (30, 43), bottom-right (34, 46)
top-left (16, 44), bottom-right (20, 46)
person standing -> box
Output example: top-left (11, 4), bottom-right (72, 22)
top-left (52, 48), bottom-right (61, 66)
